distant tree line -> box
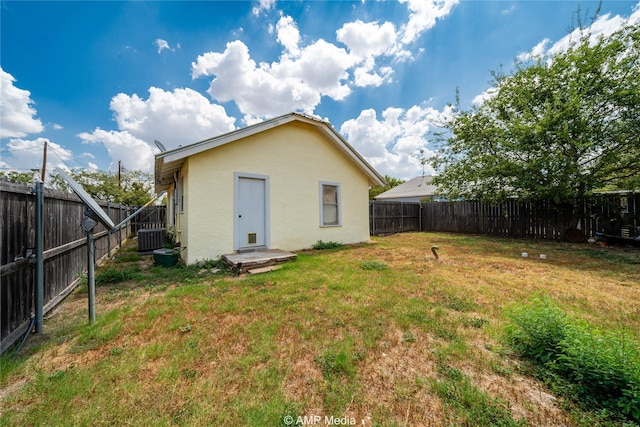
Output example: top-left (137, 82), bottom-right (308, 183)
top-left (1, 169), bottom-right (155, 206)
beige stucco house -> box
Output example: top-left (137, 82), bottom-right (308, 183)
top-left (154, 113), bottom-right (385, 264)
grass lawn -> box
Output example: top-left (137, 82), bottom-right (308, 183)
top-left (1, 232), bottom-right (639, 426)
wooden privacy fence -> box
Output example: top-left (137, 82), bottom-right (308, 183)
top-left (370, 201), bottom-right (422, 235)
top-left (370, 192), bottom-right (640, 240)
top-left (130, 205), bottom-right (167, 234)
top-left (0, 181), bottom-right (135, 354)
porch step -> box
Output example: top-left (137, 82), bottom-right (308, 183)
top-left (237, 245), bottom-right (268, 254)
top-left (222, 249), bottom-right (297, 274)
top-left (247, 265), bottom-right (282, 275)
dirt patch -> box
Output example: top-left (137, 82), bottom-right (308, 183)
top-left (355, 328), bottom-right (445, 426)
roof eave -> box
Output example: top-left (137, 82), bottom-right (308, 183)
top-left (153, 112), bottom-right (385, 189)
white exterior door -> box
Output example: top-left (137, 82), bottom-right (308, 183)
top-left (235, 174), bottom-right (268, 250)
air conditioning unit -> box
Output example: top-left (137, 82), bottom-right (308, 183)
top-left (138, 228), bottom-right (166, 252)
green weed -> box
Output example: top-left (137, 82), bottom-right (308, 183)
top-left (95, 267), bottom-right (142, 285)
top-left (360, 260), bottom-right (389, 270)
top-left (504, 295), bottom-right (640, 423)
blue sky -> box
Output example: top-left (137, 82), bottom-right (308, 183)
top-left (1, 0), bottom-right (638, 182)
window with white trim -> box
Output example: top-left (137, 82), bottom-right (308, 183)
top-left (320, 182), bottom-right (341, 226)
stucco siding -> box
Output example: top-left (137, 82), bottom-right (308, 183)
top-left (182, 121), bottom-right (370, 263)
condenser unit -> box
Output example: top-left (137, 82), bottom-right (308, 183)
top-left (138, 228), bottom-right (166, 252)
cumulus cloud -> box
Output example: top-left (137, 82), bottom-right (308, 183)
top-left (336, 20), bottom-right (397, 59)
top-left (78, 129), bottom-right (155, 173)
top-left (192, 39), bottom-right (353, 123)
top-left (518, 5), bottom-right (640, 61)
top-left (192, 1), bottom-right (459, 123)
top-left (341, 105), bottom-right (453, 179)
top-left (479, 4), bottom-right (640, 107)
top-left (77, 87), bottom-right (236, 172)
top-left (109, 87), bottom-right (236, 148)
top-left (399, 0), bottom-right (460, 44)
top-left (0, 68), bottom-right (44, 138)
top-left (276, 15), bottom-right (300, 55)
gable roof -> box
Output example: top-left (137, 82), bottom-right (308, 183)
top-left (375, 175), bottom-right (438, 200)
top-left (154, 112), bottom-right (385, 192)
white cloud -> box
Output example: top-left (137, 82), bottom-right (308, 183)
top-left (78, 129), bottom-right (155, 173)
top-left (353, 60), bottom-right (393, 87)
top-left (472, 86), bottom-right (498, 105)
top-left (399, 0), bottom-right (459, 45)
top-left (252, 0), bottom-right (276, 16)
top-left (340, 105), bottom-right (453, 180)
top-left (192, 1), bottom-right (459, 123)
top-left (109, 87), bottom-right (236, 149)
top-left (482, 4), bottom-right (640, 106)
top-left (154, 38), bottom-right (173, 54)
top-left (52, 123), bottom-right (64, 130)
top-left (0, 67), bottom-right (44, 138)
top-left (336, 20), bottom-right (397, 59)
top-left (276, 15), bottom-right (300, 55)
top-left (518, 5), bottom-right (640, 61)
top-left (336, 20), bottom-right (398, 87)
top-left (2, 137), bottom-right (72, 174)
top-left (192, 39), bottom-right (353, 123)
top-left (76, 87), bottom-right (236, 172)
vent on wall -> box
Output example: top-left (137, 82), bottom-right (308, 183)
top-left (138, 228), bottom-right (166, 252)
top-left (247, 233), bottom-right (257, 245)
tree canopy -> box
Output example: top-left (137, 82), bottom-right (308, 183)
top-left (369, 175), bottom-right (405, 200)
top-left (49, 169), bottom-right (154, 206)
top-left (430, 22), bottom-right (640, 213)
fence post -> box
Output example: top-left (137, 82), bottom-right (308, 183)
top-left (34, 181), bottom-right (44, 334)
top-left (371, 201), bottom-right (376, 236)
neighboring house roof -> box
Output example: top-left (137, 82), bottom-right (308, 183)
top-left (375, 175), bottom-right (439, 201)
top-left (154, 112), bottom-right (386, 192)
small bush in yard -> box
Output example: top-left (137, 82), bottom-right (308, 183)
top-left (504, 295), bottom-right (640, 422)
top-left (311, 240), bottom-right (344, 250)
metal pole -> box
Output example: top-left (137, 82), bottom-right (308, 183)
top-left (106, 201), bottom-right (111, 257)
top-left (35, 181), bottom-right (44, 333)
top-left (87, 229), bottom-right (96, 324)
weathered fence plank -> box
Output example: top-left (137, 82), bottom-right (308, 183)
top-left (0, 181), bottom-right (139, 353)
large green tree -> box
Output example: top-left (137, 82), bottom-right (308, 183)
top-left (50, 169), bottom-right (154, 206)
top-left (369, 175), bottom-right (405, 200)
top-left (430, 23), bottom-right (640, 224)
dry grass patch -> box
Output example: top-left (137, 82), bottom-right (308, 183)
top-left (1, 233), bottom-right (638, 426)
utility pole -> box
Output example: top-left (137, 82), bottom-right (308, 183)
top-left (41, 140), bottom-right (48, 182)
top-left (118, 160), bottom-right (121, 188)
